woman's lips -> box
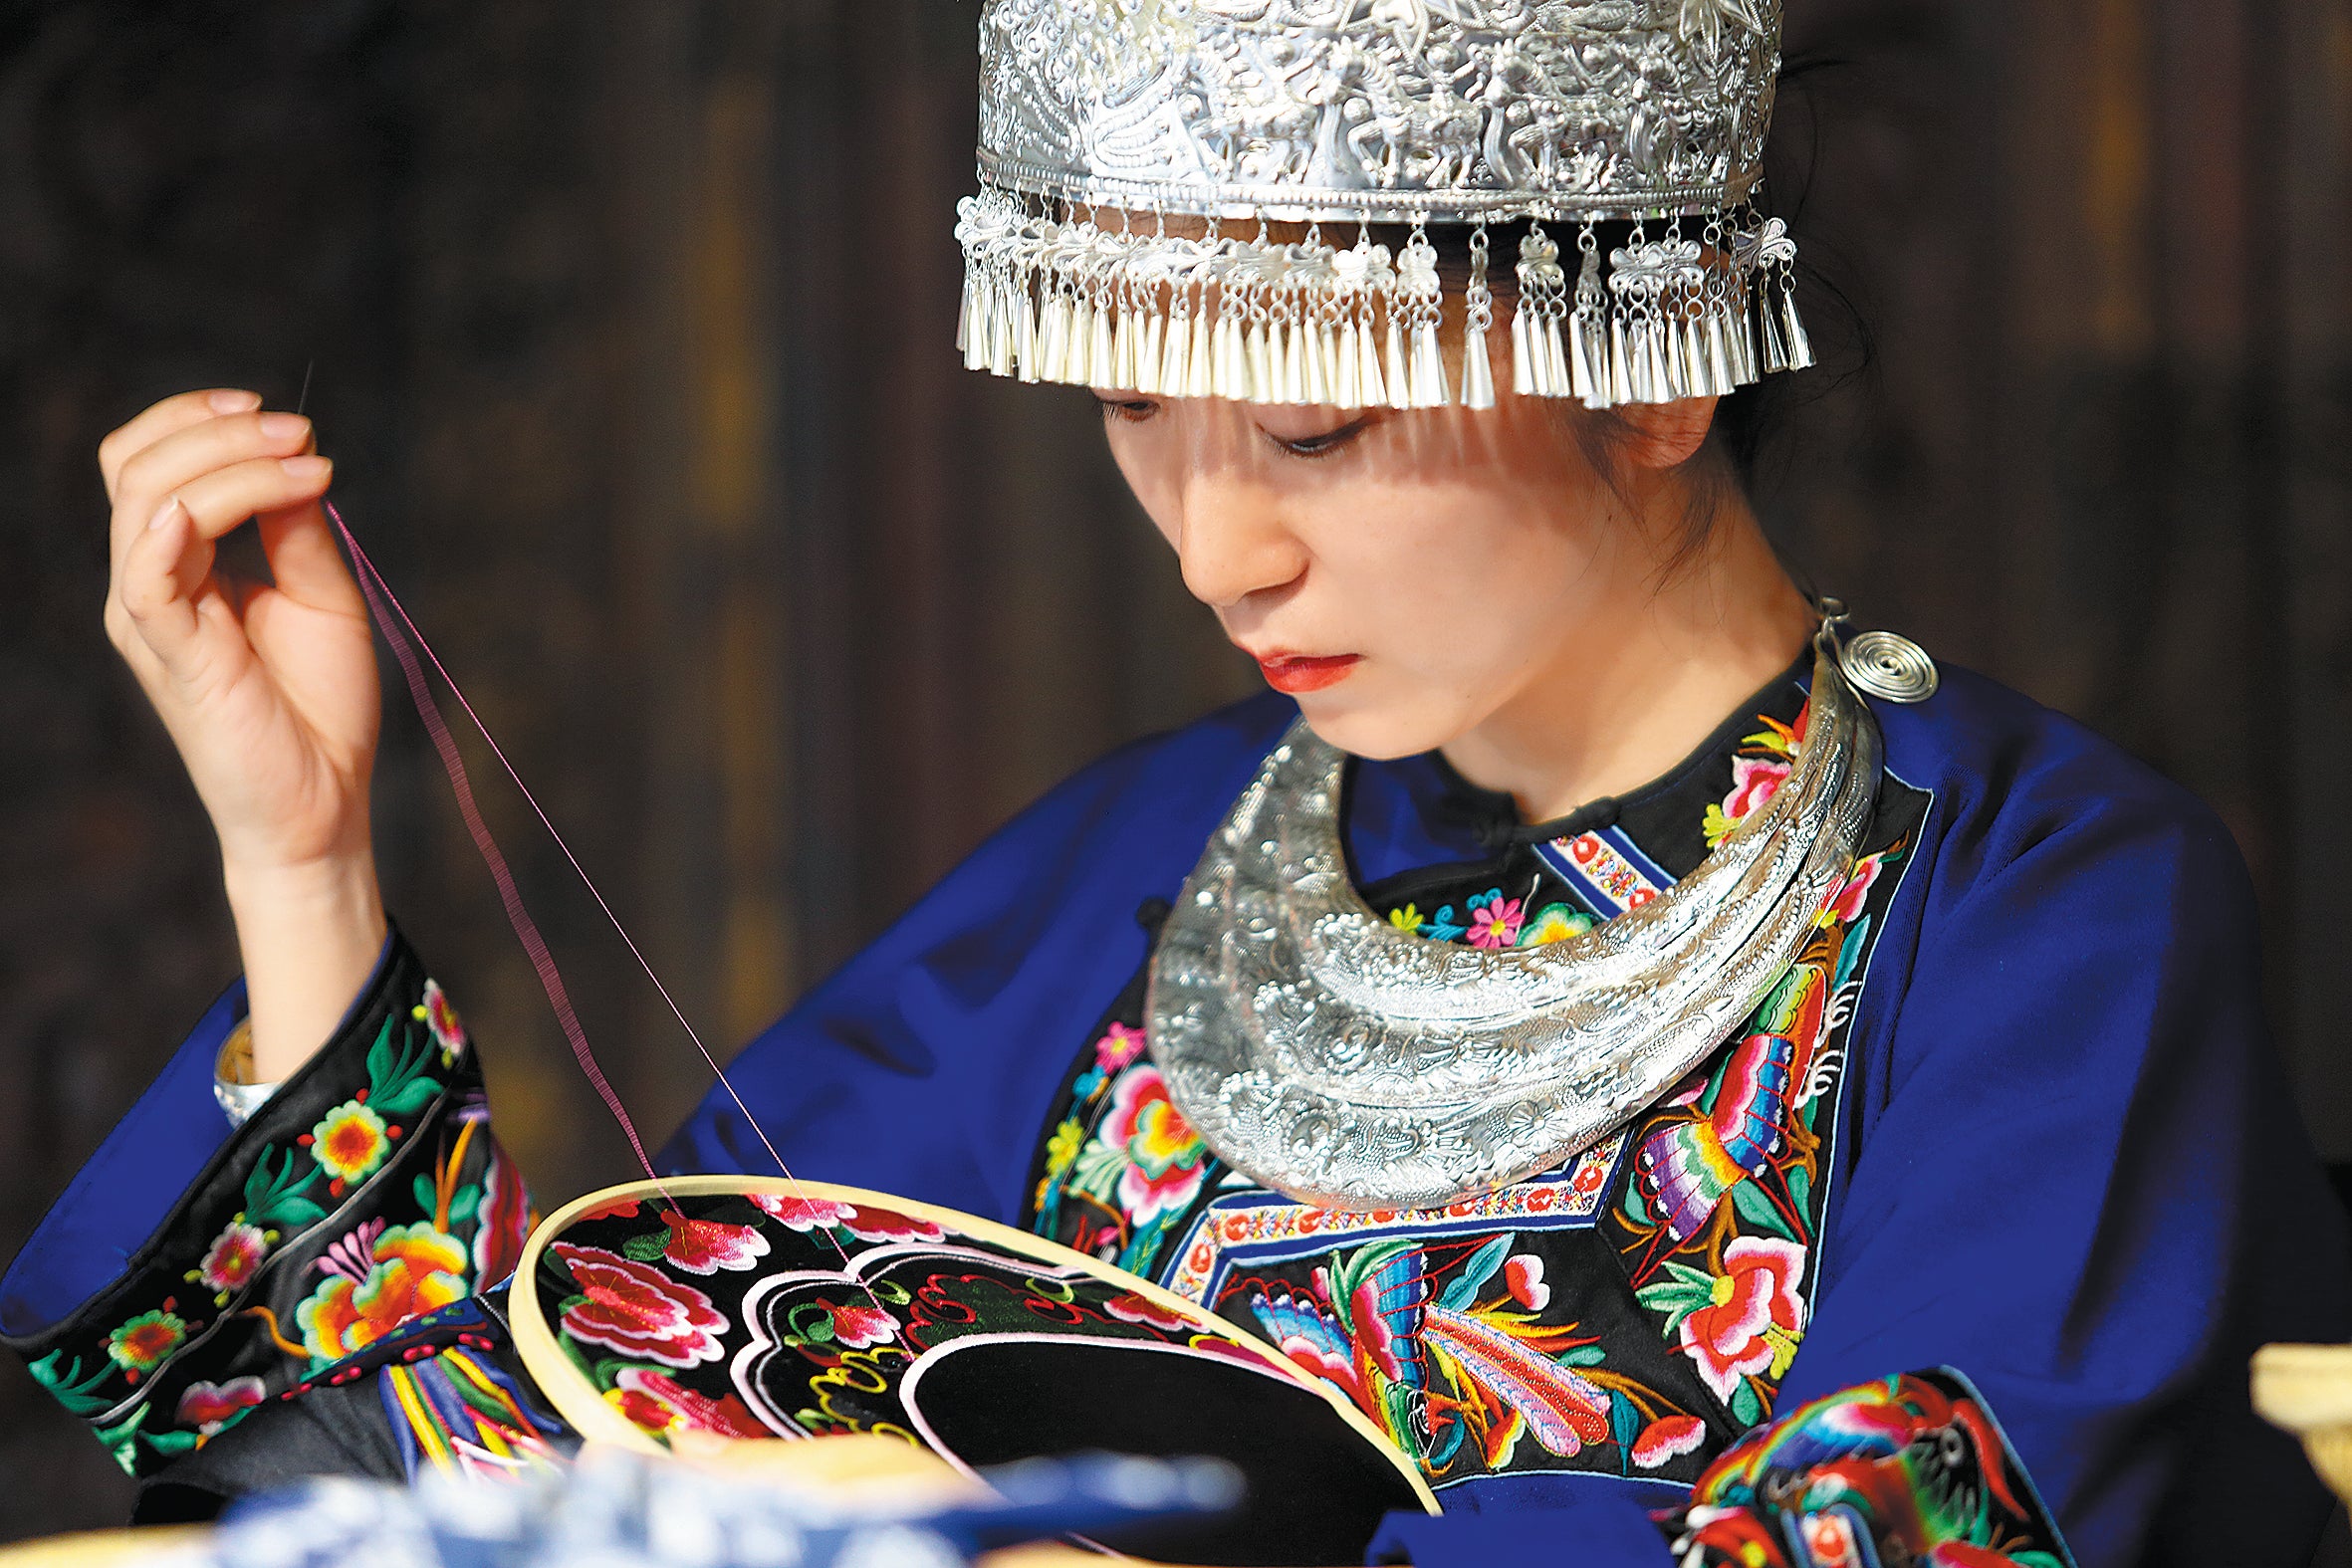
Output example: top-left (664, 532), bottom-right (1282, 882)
top-left (1253, 652), bottom-right (1362, 694)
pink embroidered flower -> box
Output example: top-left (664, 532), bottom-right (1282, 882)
top-left (1678, 1237), bottom-right (1808, 1402)
top-left (552, 1242), bottom-right (727, 1368)
top-left (748, 1194), bottom-right (853, 1231)
top-left (1094, 1022), bottom-right (1148, 1071)
top-left (1722, 756), bottom-right (1792, 826)
top-left (1103, 1291), bottom-right (1192, 1331)
top-left (838, 1205), bottom-right (946, 1243)
top-left (1505, 1254), bottom-right (1550, 1312)
top-left (609, 1366), bottom-right (770, 1440)
top-left (1466, 894), bottom-right (1526, 949)
top-left (472, 1145), bottom-right (533, 1287)
top-left (1823, 852), bottom-right (1885, 926)
top-left (1631, 1415), bottom-right (1707, 1468)
top-left (194, 1221), bottom-right (272, 1300)
top-left (660, 1214), bottom-right (772, 1275)
top-left (823, 1299), bottom-right (899, 1349)
top-left (176, 1377), bottom-right (266, 1436)
top-left (1100, 1067), bottom-right (1208, 1223)
top-left (416, 980), bottom-right (469, 1065)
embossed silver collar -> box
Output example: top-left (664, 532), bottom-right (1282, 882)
top-left (1145, 626), bottom-right (1883, 1212)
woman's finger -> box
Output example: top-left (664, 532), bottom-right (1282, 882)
top-left (255, 497), bottom-right (367, 619)
top-left (109, 410), bottom-right (313, 566)
top-left (168, 453), bottom-right (335, 546)
top-left (99, 389), bottom-right (263, 501)
top-left (115, 498), bottom-right (217, 686)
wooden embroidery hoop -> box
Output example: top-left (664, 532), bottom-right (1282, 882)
top-left (510, 1175), bottom-right (1442, 1515)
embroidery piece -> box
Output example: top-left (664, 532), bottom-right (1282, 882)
top-left (1025, 686), bottom-right (1929, 1493)
top-left (1657, 1369), bottom-right (2078, 1568)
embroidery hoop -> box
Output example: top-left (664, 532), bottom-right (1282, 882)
top-left (509, 1175), bottom-right (1441, 1516)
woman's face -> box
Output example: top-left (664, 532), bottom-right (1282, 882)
top-left (1096, 387), bottom-right (1648, 761)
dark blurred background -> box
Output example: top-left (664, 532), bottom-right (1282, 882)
top-left (0, 0), bottom-right (2346, 1540)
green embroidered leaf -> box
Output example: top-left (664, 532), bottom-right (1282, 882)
top-left (2011, 1553), bottom-right (2067, 1568)
top-left (447, 1185), bottom-right (481, 1225)
top-left (27, 1352), bottom-right (113, 1417)
top-left (1785, 1164), bottom-right (1813, 1218)
top-left (1437, 1234), bottom-right (1515, 1312)
top-left (413, 1175), bottom-right (439, 1216)
top-left (93, 1406), bottom-right (148, 1475)
top-left (245, 1148), bottom-right (326, 1230)
top-left (1634, 1276), bottom-right (1714, 1332)
top-left (1067, 1141), bottom-right (1126, 1202)
top-left (1661, 1260), bottom-right (1717, 1292)
top-left (141, 1427), bottom-right (200, 1458)
top-left (621, 1231), bottom-right (672, 1262)
top-left (365, 1014), bottom-right (443, 1117)
top-left (1728, 1378), bottom-right (1764, 1426)
top-left (1730, 1179), bottom-right (1796, 1241)
top-left (1609, 1391), bottom-right (1642, 1473)
top-left (1556, 1345), bottom-right (1607, 1368)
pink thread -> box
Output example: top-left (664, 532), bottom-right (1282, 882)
top-left (325, 502), bottom-right (895, 1314)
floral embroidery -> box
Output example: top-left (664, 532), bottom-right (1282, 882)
top-left (307, 1100), bottom-right (391, 1190)
top-left (1099, 1067), bottom-right (1209, 1223)
top-left (298, 1221), bottom-right (471, 1363)
top-left (623, 1214), bottom-right (771, 1276)
top-left (610, 1366), bottom-right (768, 1440)
top-left (106, 1310), bottom-right (188, 1378)
top-left (1465, 890), bottom-right (1525, 948)
top-left (415, 980), bottom-right (469, 1067)
top-left (1094, 1022), bottom-right (1147, 1071)
top-left (1648, 1236), bottom-right (1807, 1402)
top-left (1517, 903), bottom-right (1594, 948)
top-left (1633, 1414), bottom-right (1708, 1467)
top-left (1104, 1291), bottom-right (1193, 1330)
top-left (1702, 707), bottom-right (1806, 849)
top-left (1660, 1370), bottom-right (2076, 1568)
top-left (186, 1218), bottom-right (276, 1306)
top-left (823, 1300), bottom-right (899, 1349)
top-left (1023, 685), bottom-right (1925, 1496)
top-left (551, 1242), bottom-right (728, 1368)
top-left (175, 1377), bottom-right (266, 1437)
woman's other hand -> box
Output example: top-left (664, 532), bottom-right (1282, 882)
top-left (102, 388), bottom-right (388, 1079)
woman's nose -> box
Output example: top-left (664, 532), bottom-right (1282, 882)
top-left (1173, 482), bottom-right (1308, 609)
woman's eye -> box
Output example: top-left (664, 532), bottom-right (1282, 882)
top-left (1271, 416), bottom-right (1371, 457)
top-left (1095, 397), bottom-right (1158, 423)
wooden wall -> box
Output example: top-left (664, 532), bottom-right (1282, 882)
top-left (0, 0), bottom-right (2344, 1538)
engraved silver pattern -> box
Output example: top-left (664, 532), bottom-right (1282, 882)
top-left (978, 0), bottom-right (1785, 225)
top-left (1145, 628), bottom-right (1882, 1212)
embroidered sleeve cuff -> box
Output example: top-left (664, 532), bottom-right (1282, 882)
top-left (0, 925), bottom-right (534, 1480)
top-left (1653, 1368), bottom-right (2078, 1568)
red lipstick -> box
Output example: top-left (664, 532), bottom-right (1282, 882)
top-left (1253, 652), bottom-right (1361, 694)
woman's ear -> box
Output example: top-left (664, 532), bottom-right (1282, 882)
top-left (1612, 395), bottom-right (1718, 472)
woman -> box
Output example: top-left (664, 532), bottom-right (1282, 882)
top-left (5, 4), bottom-right (2346, 1565)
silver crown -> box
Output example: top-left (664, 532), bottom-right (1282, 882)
top-left (957, 0), bottom-right (1812, 411)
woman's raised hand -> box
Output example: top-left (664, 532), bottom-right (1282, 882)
top-left (102, 388), bottom-right (390, 1080)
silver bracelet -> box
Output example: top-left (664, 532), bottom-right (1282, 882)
top-left (213, 1020), bottom-right (284, 1129)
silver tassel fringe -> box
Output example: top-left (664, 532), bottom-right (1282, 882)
top-left (952, 184), bottom-right (1816, 412)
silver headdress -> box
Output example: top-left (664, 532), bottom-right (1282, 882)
top-left (957, 0), bottom-right (1814, 411)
